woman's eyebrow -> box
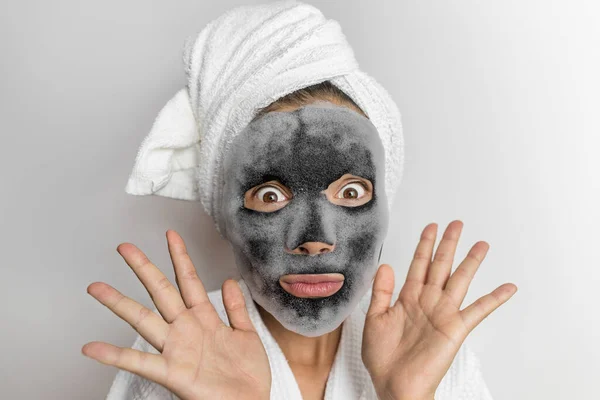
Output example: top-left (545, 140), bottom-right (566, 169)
top-left (257, 174), bottom-right (289, 186)
top-left (243, 174), bottom-right (292, 193)
top-left (330, 174), bottom-right (372, 184)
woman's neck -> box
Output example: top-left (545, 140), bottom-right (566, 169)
top-left (256, 302), bottom-right (343, 367)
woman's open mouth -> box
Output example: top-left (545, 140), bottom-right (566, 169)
top-left (279, 273), bottom-right (344, 298)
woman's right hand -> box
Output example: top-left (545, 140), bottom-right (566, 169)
top-left (82, 229), bottom-right (271, 400)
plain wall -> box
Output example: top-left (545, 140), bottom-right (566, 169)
top-left (1, 0), bottom-right (598, 398)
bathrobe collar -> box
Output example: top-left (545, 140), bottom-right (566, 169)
top-left (236, 279), bottom-right (377, 400)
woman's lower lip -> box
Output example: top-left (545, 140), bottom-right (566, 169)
top-left (279, 274), bottom-right (344, 298)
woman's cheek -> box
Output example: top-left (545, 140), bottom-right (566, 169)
top-left (227, 208), bottom-right (287, 270)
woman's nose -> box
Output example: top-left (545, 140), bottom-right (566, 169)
top-left (286, 241), bottom-right (335, 255)
top-left (284, 196), bottom-right (336, 252)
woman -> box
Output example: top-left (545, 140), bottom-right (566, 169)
top-left (82, 2), bottom-right (517, 399)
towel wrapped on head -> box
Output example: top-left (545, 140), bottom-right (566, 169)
top-left (124, 0), bottom-right (404, 234)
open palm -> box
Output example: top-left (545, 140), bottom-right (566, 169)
top-left (362, 220), bottom-right (517, 400)
top-left (82, 230), bottom-right (271, 400)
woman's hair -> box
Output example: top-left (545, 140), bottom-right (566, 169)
top-left (253, 80), bottom-right (368, 120)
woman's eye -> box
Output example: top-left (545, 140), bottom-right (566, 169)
top-left (256, 186), bottom-right (289, 203)
top-left (336, 182), bottom-right (366, 199)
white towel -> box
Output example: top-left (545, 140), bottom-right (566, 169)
top-left (124, 0), bottom-right (404, 234)
top-left (106, 280), bottom-right (494, 399)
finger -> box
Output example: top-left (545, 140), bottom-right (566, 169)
top-left (426, 220), bottom-right (463, 288)
top-left (87, 282), bottom-right (169, 351)
top-left (405, 223), bottom-right (438, 284)
top-left (82, 341), bottom-right (167, 386)
top-left (366, 264), bottom-right (395, 318)
top-left (222, 280), bottom-right (255, 332)
top-left (166, 230), bottom-right (210, 308)
top-left (460, 283), bottom-right (518, 332)
top-left (444, 241), bottom-right (489, 308)
top-left (117, 243), bottom-right (187, 323)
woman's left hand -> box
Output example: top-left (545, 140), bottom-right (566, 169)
top-left (361, 220), bottom-right (517, 400)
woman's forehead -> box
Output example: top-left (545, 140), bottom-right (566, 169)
top-left (223, 104), bottom-right (386, 191)
top-left (230, 103), bottom-right (384, 162)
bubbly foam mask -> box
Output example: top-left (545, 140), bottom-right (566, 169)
top-left (220, 102), bottom-right (389, 337)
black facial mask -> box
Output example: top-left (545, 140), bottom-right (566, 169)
top-left (220, 102), bottom-right (389, 336)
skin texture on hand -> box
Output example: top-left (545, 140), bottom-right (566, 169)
top-left (82, 230), bottom-right (271, 400)
top-left (362, 220), bottom-right (517, 400)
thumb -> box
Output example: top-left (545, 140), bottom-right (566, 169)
top-left (222, 279), bottom-right (256, 332)
top-left (366, 264), bottom-right (395, 318)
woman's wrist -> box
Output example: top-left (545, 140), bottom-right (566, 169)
top-left (373, 380), bottom-right (435, 400)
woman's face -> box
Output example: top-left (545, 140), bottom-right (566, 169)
top-left (220, 102), bottom-right (389, 337)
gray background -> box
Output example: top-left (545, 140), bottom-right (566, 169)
top-left (2, 0), bottom-right (598, 399)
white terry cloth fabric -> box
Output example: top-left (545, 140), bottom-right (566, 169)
top-left (106, 279), bottom-right (494, 400)
top-left (123, 0), bottom-right (405, 234)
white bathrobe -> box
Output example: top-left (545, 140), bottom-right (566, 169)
top-left (106, 279), bottom-right (494, 399)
